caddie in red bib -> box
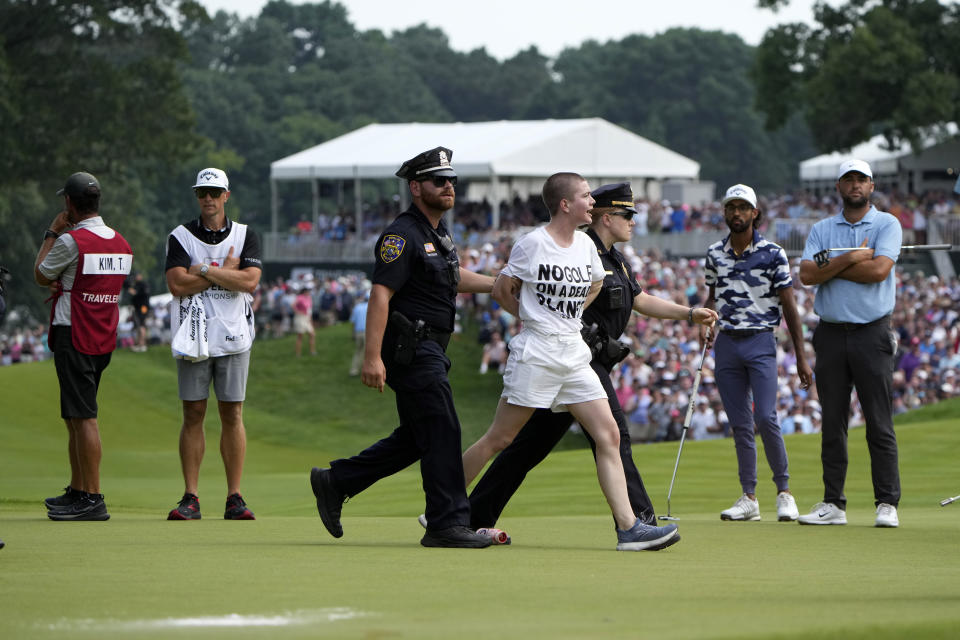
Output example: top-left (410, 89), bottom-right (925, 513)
top-left (35, 171), bottom-right (133, 522)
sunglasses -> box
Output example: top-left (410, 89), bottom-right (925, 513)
top-left (609, 211), bottom-right (635, 221)
top-left (421, 175), bottom-right (457, 188)
top-left (195, 187), bottom-right (226, 199)
top-left (724, 202), bottom-right (754, 214)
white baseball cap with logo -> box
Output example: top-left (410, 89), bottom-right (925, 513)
top-left (192, 168), bottom-right (229, 190)
top-left (721, 184), bottom-right (757, 208)
top-left (836, 158), bottom-right (873, 180)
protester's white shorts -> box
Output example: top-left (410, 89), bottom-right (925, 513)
top-left (501, 329), bottom-right (605, 411)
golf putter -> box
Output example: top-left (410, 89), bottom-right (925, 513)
top-left (940, 495), bottom-right (960, 507)
top-left (659, 335), bottom-right (710, 521)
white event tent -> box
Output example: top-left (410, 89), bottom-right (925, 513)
top-left (269, 118), bottom-right (700, 231)
top-left (799, 123), bottom-right (959, 194)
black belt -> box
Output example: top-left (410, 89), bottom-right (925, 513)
top-left (820, 315), bottom-right (890, 332)
top-left (421, 327), bottom-right (451, 350)
top-left (721, 327), bottom-right (773, 338)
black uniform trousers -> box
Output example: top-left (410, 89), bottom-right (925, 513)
top-left (330, 338), bottom-right (470, 531)
top-left (812, 317), bottom-right (900, 509)
top-left (469, 358), bottom-right (655, 529)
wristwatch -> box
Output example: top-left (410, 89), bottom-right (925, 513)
top-left (43, 229), bottom-right (60, 241)
top-left (199, 264), bottom-right (210, 276)
top-left (688, 307), bottom-right (694, 325)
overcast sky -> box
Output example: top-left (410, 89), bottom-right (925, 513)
top-left (197, 0), bottom-right (827, 60)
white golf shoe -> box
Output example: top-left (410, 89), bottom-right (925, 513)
top-left (720, 494), bottom-right (760, 521)
top-left (874, 503), bottom-right (899, 528)
top-left (776, 492), bottom-right (800, 521)
top-left (797, 501), bottom-right (847, 525)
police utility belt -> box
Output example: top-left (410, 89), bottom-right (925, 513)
top-left (390, 311), bottom-right (451, 364)
top-left (581, 323), bottom-right (630, 370)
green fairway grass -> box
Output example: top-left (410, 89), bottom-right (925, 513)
top-left (2, 329), bottom-right (959, 639)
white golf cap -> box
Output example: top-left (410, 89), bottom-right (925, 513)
top-left (721, 184), bottom-right (757, 208)
top-left (192, 167), bottom-right (229, 190)
top-left (837, 158), bottom-right (873, 180)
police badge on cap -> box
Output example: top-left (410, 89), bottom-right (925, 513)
top-left (591, 182), bottom-right (637, 213)
top-left (395, 146), bottom-right (458, 180)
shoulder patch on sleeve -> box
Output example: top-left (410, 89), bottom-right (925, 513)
top-left (380, 234), bottom-right (406, 263)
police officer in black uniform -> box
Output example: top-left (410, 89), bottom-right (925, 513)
top-left (311, 147), bottom-right (496, 548)
top-left (468, 182), bottom-right (717, 538)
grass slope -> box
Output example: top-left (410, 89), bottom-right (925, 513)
top-left (1, 329), bottom-right (959, 639)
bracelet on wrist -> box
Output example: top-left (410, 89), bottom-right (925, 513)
top-left (688, 307), bottom-right (694, 325)
top-left (44, 229), bottom-right (60, 241)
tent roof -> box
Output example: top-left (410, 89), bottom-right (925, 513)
top-left (799, 123), bottom-right (959, 181)
top-left (270, 118), bottom-right (699, 181)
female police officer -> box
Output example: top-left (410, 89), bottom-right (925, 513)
top-left (310, 147), bottom-right (497, 548)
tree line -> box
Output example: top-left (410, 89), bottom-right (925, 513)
top-left (1, 0), bottom-right (957, 322)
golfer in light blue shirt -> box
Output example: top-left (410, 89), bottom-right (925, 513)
top-left (797, 158), bottom-right (902, 529)
top-left (801, 200), bottom-right (901, 324)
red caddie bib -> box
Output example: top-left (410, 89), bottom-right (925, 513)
top-left (51, 228), bottom-right (133, 355)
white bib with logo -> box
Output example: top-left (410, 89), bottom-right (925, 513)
top-left (169, 223), bottom-right (254, 357)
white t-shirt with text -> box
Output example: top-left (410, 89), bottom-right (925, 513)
top-left (501, 226), bottom-right (605, 335)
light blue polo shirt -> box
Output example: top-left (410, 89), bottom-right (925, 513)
top-left (801, 206), bottom-right (901, 324)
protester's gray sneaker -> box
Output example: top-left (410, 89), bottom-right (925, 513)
top-left (776, 492), bottom-right (800, 521)
top-left (720, 494), bottom-right (761, 521)
top-left (874, 503), bottom-right (899, 528)
top-left (616, 519), bottom-right (680, 551)
top-left (797, 501), bottom-right (847, 525)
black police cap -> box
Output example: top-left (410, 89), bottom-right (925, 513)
top-left (395, 146), bottom-right (457, 180)
top-left (591, 182), bottom-right (636, 213)
top-left (57, 172), bottom-right (100, 198)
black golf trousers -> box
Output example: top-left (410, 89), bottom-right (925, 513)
top-left (813, 317), bottom-right (900, 510)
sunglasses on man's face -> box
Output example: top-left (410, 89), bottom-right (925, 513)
top-left (421, 175), bottom-right (457, 188)
top-left (724, 202), bottom-right (754, 214)
top-left (195, 187), bottom-right (225, 199)
top-left (610, 211), bottom-right (635, 221)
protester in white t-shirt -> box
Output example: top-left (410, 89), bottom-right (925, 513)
top-left (460, 172), bottom-right (679, 551)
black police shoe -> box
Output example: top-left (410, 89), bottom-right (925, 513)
top-left (421, 526), bottom-right (494, 548)
top-left (48, 493), bottom-right (110, 521)
top-left (310, 467), bottom-right (344, 538)
top-left (45, 486), bottom-right (81, 510)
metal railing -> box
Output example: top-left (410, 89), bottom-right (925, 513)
top-left (263, 233), bottom-right (376, 263)
top-left (265, 214), bottom-right (959, 271)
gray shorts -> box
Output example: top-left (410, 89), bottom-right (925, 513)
top-left (176, 351), bottom-right (250, 402)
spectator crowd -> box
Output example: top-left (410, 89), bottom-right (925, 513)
top-left (4, 188), bottom-right (959, 446)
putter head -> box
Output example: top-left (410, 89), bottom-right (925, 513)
top-left (940, 496), bottom-right (958, 506)
top-left (658, 515), bottom-right (679, 521)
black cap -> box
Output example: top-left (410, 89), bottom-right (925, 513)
top-left (591, 182), bottom-right (636, 213)
top-left (395, 146), bottom-right (457, 180)
top-left (57, 172), bottom-right (100, 198)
